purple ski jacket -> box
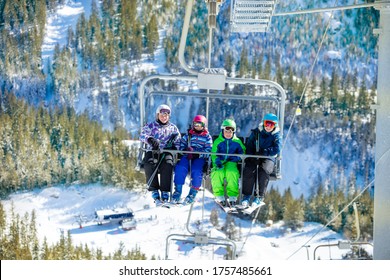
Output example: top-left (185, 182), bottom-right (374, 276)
top-left (140, 120), bottom-right (181, 150)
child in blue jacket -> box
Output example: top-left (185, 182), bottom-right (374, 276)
top-left (172, 115), bottom-right (213, 204)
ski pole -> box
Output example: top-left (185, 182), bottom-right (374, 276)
top-left (146, 152), bottom-right (164, 188)
top-left (144, 133), bottom-right (179, 193)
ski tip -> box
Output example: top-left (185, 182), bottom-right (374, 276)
top-left (242, 203), bottom-right (265, 215)
top-left (214, 200), bottom-right (239, 213)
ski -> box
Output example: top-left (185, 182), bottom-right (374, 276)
top-left (163, 201), bottom-right (189, 208)
top-left (215, 200), bottom-right (238, 214)
top-left (240, 202), bottom-right (266, 215)
top-left (234, 204), bottom-right (249, 211)
top-left (159, 200), bottom-right (188, 208)
top-left (154, 199), bottom-right (169, 208)
top-left (155, 197), bottom-right (197, 208)
top-left (168, 200), bottom-right (193, 207)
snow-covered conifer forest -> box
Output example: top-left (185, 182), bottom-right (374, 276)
top-left (0, 0), bottom-right (378, 260)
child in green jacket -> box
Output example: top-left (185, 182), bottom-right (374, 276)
top-left (211, 119), bottom-right (246, 207)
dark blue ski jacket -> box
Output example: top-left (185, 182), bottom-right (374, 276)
top-left (245, 125), bottom-right (281, 159)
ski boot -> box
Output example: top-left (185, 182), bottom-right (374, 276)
top-left (171, 185), bottom-right (183, 204)
top-left (251, 196), bottom-right (264, 207)
top-left (183, 187), bottom-right (198, 205)
top-left (240, 195), bottom-right (251, 208)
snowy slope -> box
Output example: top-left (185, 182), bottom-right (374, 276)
top-left (272, 142), bottom-right (330, 197)
top-left (42, 0), bottom-right (93, 62)
top-left (2, 183), bottom-right (369, 261)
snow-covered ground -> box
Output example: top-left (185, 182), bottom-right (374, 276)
top-left (2, 183), bottom-right (365, 261)
top-left (42, 0), bottom-right (93, 62)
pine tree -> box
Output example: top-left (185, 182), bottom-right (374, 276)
top-left (263, 57), bottom-right (271, 80)
top-left (0, 202), bottom-right (6, 236)
top-left (210, 208), bottom-right (219, 227)
top-left (224, 51), bottom-right (234, 75)
top-left (40, 237), bottom-right (51, 259)
top-left (238, 45), bottom-right (249, 77)
top-left (256, 54), bottom-right (263, 79)
top-left (357, 80), bottom-right (370, 114)
top-left (266, 187), bottom-right (284, 222)
top-left (29, 210), bottom-right (40, 259)
top-left (343, 212), bottom-right (359, 241)
top-left (223, 215), bottom-right (239, 240)
top-left (131, 19), bottom-right (143, 62)
top-left (145, 14), bottom-right (159, 60)
top-left (329, 69), bottom-right (340, 112)
top-left (283, 192), bottom-right (305, 231)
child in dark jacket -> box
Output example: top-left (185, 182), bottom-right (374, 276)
top-left (241, 113), bottom-right (281, 207)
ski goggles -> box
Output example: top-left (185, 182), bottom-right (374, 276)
top-left (159, 109), bottom-right (171, 115)
top-left (264, 120), bottom-right (275, 129)
top-left (223, 126), bottom-right (235, 132)
top-left (193, 122), bottom-right (204, 128)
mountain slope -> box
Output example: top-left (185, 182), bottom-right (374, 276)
top-left (2, 183), bottom-right (362, 260)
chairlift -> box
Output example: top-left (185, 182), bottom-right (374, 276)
top-left (139, 79), bottom-right (285, 181)
top-left (136, 0), bottom-right (285, 260)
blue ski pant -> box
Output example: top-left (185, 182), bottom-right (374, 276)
top-left (174, 157), bottom-right (205, 188)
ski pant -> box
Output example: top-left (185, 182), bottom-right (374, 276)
top-left (211, 162), bottom-right (240, 198)
top-left (242, 158), bottom-right (275, 197)
top-left (174, 157), bottom-right (205, 189)
top-left (143, 151), bottom-right (174, 192)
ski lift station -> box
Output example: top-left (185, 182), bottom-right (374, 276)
top-left (95, 207), bottom-right (134, 225)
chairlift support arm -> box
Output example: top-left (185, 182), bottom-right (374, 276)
top-left (138, 74), bottom-right (286, 130)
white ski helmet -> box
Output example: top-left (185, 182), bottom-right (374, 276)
top-left (155, 104), bottom-right (171, 119)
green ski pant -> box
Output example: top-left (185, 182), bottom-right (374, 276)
top-left (211, 162), bottom-right (240, 198)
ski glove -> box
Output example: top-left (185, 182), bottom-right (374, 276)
top-left (185, 147), bottom-right (194, 160)
top-left (165, 144), bottom-right (177, 151)
top-left (147, 137), bottom-right (160, 150)
top-left (185, 147), bottom-right (199, 160)
top-left (215, 157), bottom-right (223, 169)
top-left (227, 156), bottom-right (240, 162)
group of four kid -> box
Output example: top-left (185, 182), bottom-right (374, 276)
top-left (139, 104), bottom-right (281, 208)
